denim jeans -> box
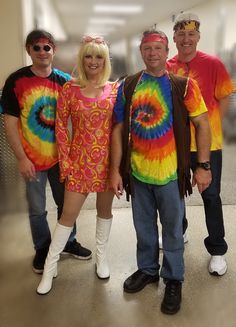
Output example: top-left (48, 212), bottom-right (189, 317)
top-left (25, 163), bottom-right (76, 250)
top-left (191, 150), bottom-right (228, 255)
top-left (131, 177), bottom-right (185, 281)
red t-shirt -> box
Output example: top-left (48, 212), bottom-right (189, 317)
top-left (167, 51), bottom-right (235, 150)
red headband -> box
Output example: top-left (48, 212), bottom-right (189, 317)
top-left (34, 38), bottom-right (55, 48)
top-left (141, 33), bottom-right (168, 45)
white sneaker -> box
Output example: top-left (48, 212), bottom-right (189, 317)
top-left (208, 255), bottom-right (227, 276)
top-left (183, 232), bottom-right (188, 244)
top-left (159, 232), bottom-right (188, 250)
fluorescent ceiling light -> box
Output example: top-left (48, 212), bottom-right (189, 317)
top-left (84, 30), bottom-right (110, 37)
top-left (89, 18), bottom-right (126, 25)
top-left (86, 26), bottom-right (116, 33)
top-left (94, 5), bottom-right (143, 14)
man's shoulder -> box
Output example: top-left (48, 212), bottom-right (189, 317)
top-left (169, 73), bottom-right (188, 83)
top-left (123, 71), bottom-right (143, 87)
top-left (122, 71), bottom-right (143, 98)
top-left (196, 51), bottom-right (222, 64)
top-left (52, 68), bottom-right (71, 82)
top-left (167, 55), bottom-right (178, 65)
top-left (5, 66), bottom-right (31, 83)
top-left (169, 73), bottom-right (188, 97)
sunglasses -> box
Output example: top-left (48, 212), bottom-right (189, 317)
top-left (32, 44), bottom-right (52, 52)
top-left (81, 36), bottom-right (105, 45)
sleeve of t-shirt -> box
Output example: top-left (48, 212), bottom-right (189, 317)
top-left (214, 58), bottom-right (235, 99)
top-left (1, 76), bottom-right (20, 117)
top-left (184, 77), bottom-right (208, 117)
top-left (113, 80), bottom-right (126, 124)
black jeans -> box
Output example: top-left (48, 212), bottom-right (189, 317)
top-left (184, 150), bottom-right (227, 255)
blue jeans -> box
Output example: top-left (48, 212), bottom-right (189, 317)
top-left (131, 177), bottom-right (185, 281)
top-left (26, 163), bottom-right (76, 250)
top-left (191, 150), bottom-right (228, 255)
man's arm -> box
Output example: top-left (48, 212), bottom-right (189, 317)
top-left (219, 95), bottom-right (230, 120)
top-left (109, 122), bottom-right (124, 199)
top-left (4, 114), bottom-right (36, 179)
top-left (190, 112), bottom-right (212, 193)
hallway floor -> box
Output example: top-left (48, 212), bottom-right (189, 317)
top-left (1, 203), bottom-right (236, 327)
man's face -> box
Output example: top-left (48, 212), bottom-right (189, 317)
top-left (140, 41), bottom-right (168, 74)
top-left (27, 41), bottom-right (55, 68)
top-left (173, 28), bottom-right (200, 57)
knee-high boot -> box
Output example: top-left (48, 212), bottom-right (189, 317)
top-left (37, 223), bottom-right (73, 295)
top-left (96, 216), bottom-right (112, 279)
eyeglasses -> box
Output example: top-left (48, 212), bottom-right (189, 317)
top-left (32, 44), bottom-right (52, 52)
top-left (81, 36), bottom-right (105, 45)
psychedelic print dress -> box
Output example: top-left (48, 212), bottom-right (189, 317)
top-left (56, 80), bottom-right (118, 193)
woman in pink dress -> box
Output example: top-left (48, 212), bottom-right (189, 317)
top-left (37, 36), bottom-right (118, 295)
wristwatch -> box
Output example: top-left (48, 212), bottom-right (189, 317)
top-left (196, 161), bottom-right (211, 170)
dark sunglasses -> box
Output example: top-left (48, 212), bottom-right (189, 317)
top-left (32, 44), bottom-right (52, 52)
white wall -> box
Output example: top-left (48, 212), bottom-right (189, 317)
top-left (35, 0), bottom-right (67, 41)
top-left (128, 0), bottom-right (236, 72)
top-left (172, 0), bottom-right (236, 55)
top-left (0, 0), bottom-right (34, 87)
top-left (1, 0), bottom-right (235, 84)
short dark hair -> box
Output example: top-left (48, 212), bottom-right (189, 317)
top-left (25, 29), bottom-right (56, 48)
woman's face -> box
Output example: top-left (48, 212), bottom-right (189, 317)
top-left (83, 53), bottom-right (105, 79)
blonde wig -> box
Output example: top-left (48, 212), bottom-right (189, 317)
top-left (75, 38), bottom-right (111, 87)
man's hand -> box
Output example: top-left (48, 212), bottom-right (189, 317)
top-left (109, 169), bottom-right (124, 199)
top-left (192, 168), bottom-right (212, 193)
top-left (18, 157), bottom-right (36, 180)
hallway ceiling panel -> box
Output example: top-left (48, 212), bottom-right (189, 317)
top-left (51, 0), bottom-right (206, 42)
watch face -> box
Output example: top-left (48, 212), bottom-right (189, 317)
top-left (203, 162), bottom-right (211, 170)
top-left (198, 162), bottom-right (211, 170)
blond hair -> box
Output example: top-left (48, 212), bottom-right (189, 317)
top-left (75, 40), bottom-right (111, 87)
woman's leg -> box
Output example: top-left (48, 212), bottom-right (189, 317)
top-left (96, 190), bottom-right (114, 218)
top-left (59, 190), bottom-right (88, 226)
top-left (95, 191), bottom-right (114, 279)
top-left (37, 190), bottom-right (88, 295)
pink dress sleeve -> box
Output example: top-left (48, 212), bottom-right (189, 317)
top-left (55, 82), bottom-right (73, 182)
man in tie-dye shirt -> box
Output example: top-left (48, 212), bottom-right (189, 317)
top-left (110, 29), bottom-right (212, 314)
top-left (1, 29), bottom-right (91, 274)
top-left (167, 12), bottom-right (235, 277)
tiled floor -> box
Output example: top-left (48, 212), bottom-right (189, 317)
top-left (1, 203), bottom-right (236, 327)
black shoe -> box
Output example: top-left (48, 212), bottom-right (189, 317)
top-left (62, 239), bottom-right (92, 260)
top-left (161, 280), bottom-right (182, 315)
top-left (32, 247), bottom-right (49, 274)
top-left (124, 270), bottom-right (159, 293)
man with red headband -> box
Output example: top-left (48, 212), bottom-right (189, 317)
top-left (1, 29), bottom-right (92, 274)
top-left (167, 12), bottom-right (235, 277)
top-left (110, 28), bottom-right (212, 314)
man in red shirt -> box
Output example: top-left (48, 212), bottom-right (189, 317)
top-left (167, 12), bottom-right (235, 276)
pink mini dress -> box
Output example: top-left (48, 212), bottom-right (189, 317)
top-left (56, 80), bottom-right (118, 193)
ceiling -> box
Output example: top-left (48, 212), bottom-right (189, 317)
top-left (51, 0), bottom-right (206, 43)
top-left (44, 0), bottom-right (206, 74)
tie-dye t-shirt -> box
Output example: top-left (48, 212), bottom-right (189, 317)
top-left (167, 51), bottom-right (235, 151)
top-left (113, 71), bottom-right (207, 186)
top-left (1, 66), bottom-right (70, 171)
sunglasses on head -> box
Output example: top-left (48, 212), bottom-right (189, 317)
top-left (81, 36), bottom-right (105, 45)
top-left (32, 44), bottom-right (52, 52)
